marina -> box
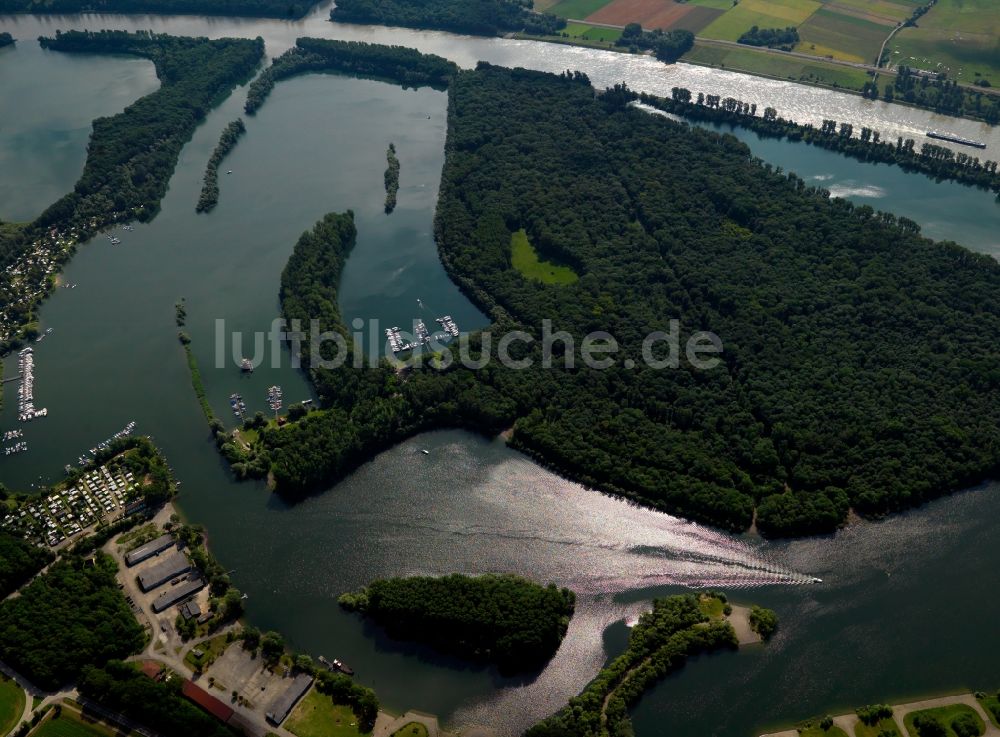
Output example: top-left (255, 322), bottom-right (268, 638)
top-left (230, 392), bottom-right (247, 421)
top-left (385, 315), bottom-right (460, 354)
top-left (76, 420), bottom-right (138, 466)
top-left (266, 385), bottom-right (282, 413)
top-left (436, 315), bottom-right (459, 338)
top-left (16, 347), bottom-right (47, 422)
top-left (4, 441), bottom-right (27, 456)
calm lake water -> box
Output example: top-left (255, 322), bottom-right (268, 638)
top-left (1, 11), bottom-right (1000, 737)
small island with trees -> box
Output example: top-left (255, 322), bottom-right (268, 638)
top-left (384, 142), bottom-right (399, 214)
top-left (339, 573), bottom-right (576, 671)
top-left (0, 32), bottom-right (14, 48)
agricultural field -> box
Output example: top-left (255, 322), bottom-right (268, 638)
top-left (796, 7), bottom-right (891, 63)
top-left (561, 21), bottom-right (622, 42)
top-left (543, 0), bottom-right (613, 19)
top-left (586, 0), bottom-right (723, 31)
top-left (700, 0), bottom-right (820, 41)
top-left (890, 0), bottom-right (1000, 85)
top-left (0, 675), bottom-right (24, 737)
top-left (683, 41), bottom-right (871, 91)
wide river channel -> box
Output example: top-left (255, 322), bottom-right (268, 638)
top-left (1, 5), bottom-right (1000, 735)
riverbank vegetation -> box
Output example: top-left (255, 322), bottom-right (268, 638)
top-left (0, 31), bottom-right (263, 355)
top-left (384, 142), bottom-right (399, 214)
top-left (172, 523), bottom-right (244, 639)
top-left (525, 593), bottom-right (738, 737)
top-left (0, 554), bottom-right (144, 690)
top-left (0, 32), bottom-right (13, 48)
top-left (908, 705), bottom-right (984, 737)
top-left (331, 0), bottom-right (566, 37)
top-left (339, 574), bottom-right (575, 671)
top-left (244, 38), bottom-right (458, 115)
top-left (639, 86), bottom-right (1000, 200)
top-left (197, 119), bottom-right (246, 213)
top-left (0, 0), bottom-right (317, 18)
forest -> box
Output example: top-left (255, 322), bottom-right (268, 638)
top-left (339, 574), bottom-right (576, 671)
top-left (0, 0), bottom-right (316, 18)
top-left (331, 0), bottom-right (566, 37)
top-left (254, 64), bottom-right (1000, 538)
top-left (0, 554), bottom-right (144, 690)
top-left (525, 594), bottom-right (738, 736)
top-left (0, 31), bottom-right (263, 354)
top-left (244, 37), bottom-right (458, 114)
top-left (884, 66), bottom-right (1000, 123)
top-left (0, 532), bottom-right (53, 599)
top-left (197, 118), bottom-right (246, 213)
top-left (79, 660), bottom-right (239, 737)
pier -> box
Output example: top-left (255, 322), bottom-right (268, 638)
top-left (16, 347), bottom-right (47, 422)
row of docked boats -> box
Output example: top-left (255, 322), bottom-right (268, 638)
top-left (385, 314), bottom-right (461, 354)
top-left (77, 420), bottom-right (138, 465)
top-left (4, 441), bottom-right (27, 456)
top-left (267, 385), bottom-right (282, 412)
top-left (230, 393), bottom-right (247, 420)
top-left (17, 347), bottom-right (47, 422)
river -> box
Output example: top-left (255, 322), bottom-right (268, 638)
top-left (1, 9), bottom-right (1000, 737)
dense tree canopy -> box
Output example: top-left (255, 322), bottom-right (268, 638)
top-left (331, 0), bottom-right (566, 37)
top-left (339, 574), bottom-right (575, 671)
top-left (79, 661), bottom-right (239, 737)
top-left (0, 554), bottom-right (144, 690)
top-left (737, 26), bottom-right (799, 50)
top-left (0, 532), bottom-right (53, 599)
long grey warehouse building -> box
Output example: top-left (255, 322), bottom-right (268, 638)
top-left (152, 576), bottom-right (205, 613)
top-left (124, 534), bottom-right (175, 566)
top-left (137, 552), bottom-right (192, 592)
top-left (266, 674), bottom-right (313, 726)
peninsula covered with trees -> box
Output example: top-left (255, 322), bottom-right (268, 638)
top-left (339, 574), bottom-right (575, 671)
top-left (242, 63), bottom-right (1000, 540)
top-left (197, 118), bottom-right (246, 213)
top-left (0, 31), bottom-right (263, 354)
top-left (244, 38), bottom-right (458, 115)
top-left (525, 593), bottom-right (739, 736)
top-left (331, 0), bottom-right (566, 37)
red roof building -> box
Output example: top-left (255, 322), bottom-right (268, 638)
top-left (182, 679), bottom-right (235, 723)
